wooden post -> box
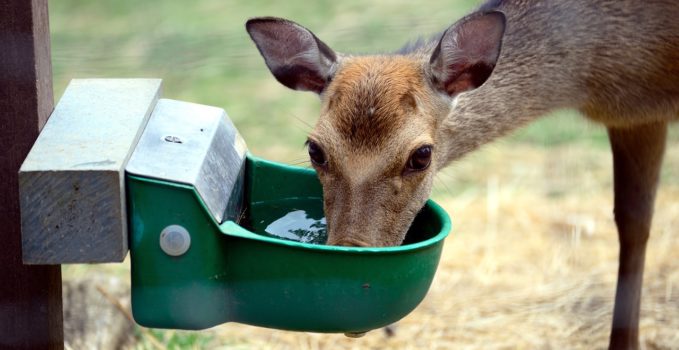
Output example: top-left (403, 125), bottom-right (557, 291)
top-left (0, 0), bottom-right (64, 348)
top-left (20, 79), bottom-right (162, 264)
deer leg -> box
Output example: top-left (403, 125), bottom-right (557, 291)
top-left (607, 122), bottom-right (667, 350)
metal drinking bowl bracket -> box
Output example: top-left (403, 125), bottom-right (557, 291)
top-left (19, 78), bottom-right (451, 334)
top-left (19, 79), bottom-right (247, 264)
top-left (125, 98), bottom-right (247, 225)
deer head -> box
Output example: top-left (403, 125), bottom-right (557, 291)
top-left (246, 12), bottom-right (505, 246)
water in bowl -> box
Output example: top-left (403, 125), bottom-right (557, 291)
top-left (264, 210), bottom-right (327, 244)
top-left (245, 198), bottom-right (328, 244)
top-left (244, 197), bottom-right (441, 246)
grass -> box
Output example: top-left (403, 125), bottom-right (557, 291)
top-left (49, 0), bottom-right (621, 159)
top-left (49, 0), bottom-right (679, 349)
top-left (49, 0), bottom-right (478, 157)
top-left (133, 329), bottom-right (215, 350)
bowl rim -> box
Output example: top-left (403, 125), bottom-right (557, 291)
top-left (225, 155), bottom-right (452, 254)
top-left (220, 197), bottom-right (451, 254)
top-left (128, 157), bottom-right (452, 254)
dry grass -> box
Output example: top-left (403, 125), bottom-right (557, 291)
top-left (63, 137), bottom-right (679, 349)
top-left (50, 1), bottom-right (679, 347)
top-left (202, 141), bottom-right (679, 350)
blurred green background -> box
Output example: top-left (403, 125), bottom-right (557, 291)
top-left (49, 0), bottom-right (620, 162)
top-left (48, 1), bottom-right (679, 348)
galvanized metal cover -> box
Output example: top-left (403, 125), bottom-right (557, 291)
top-left (126, 99), bottom-right (247, 223)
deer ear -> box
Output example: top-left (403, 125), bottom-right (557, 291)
top-left (246, 17), bottom-right (338, 94)
top-left (429, 11), bottom-right (506, 96)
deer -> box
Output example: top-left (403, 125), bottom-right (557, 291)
top-left (245, 0), bottom-right (679, 348)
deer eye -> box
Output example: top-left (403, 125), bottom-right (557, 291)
top-left (406, 145), bottom-right (432, 172)
top-left (307, 140), bottom-right (327, 166)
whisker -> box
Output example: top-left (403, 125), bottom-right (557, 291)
top-left (290, 113), bottom-right (314, 132)
top-left (434, 173), bottom-right (455, 197)
top-left (435, 167), bottom-right (457, 182)
top-left (291, 161), bottom-right (311, 166)
top-left (287, 159), bottom-right (311, 166)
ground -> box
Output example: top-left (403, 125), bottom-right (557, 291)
top-left (52, 1), bottom-right (679, 348)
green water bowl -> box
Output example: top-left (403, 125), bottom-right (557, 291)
top-left (128, 155), bottom-right (451, 334)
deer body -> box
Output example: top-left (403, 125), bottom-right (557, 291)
top-left (247, 1), bottom-right (679, 348)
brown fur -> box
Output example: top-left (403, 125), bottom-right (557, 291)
top-left (412, 0), bottom-right (679, 172)
top-left (324, 56), bottom-right (425, 150)
top-left (312, 56), bottom-right (440, 246)
top-left (247, 1), bottom-right (679, 347)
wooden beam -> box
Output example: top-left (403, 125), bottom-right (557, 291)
top-left (20, 79), bottom-right (162, 264)
top-left (0, 0), bottom-right (64, 348)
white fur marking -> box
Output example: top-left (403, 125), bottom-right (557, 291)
top-left (451, 95), bottom-right (461, 110)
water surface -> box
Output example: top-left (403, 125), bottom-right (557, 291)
top-left (246, 198), bottom-right (328, 244)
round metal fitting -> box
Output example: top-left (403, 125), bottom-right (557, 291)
top-left (159, 225), bottom-right (191, 256)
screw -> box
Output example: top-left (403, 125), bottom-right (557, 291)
top-left (163, 135), bottom-right (183, 144)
